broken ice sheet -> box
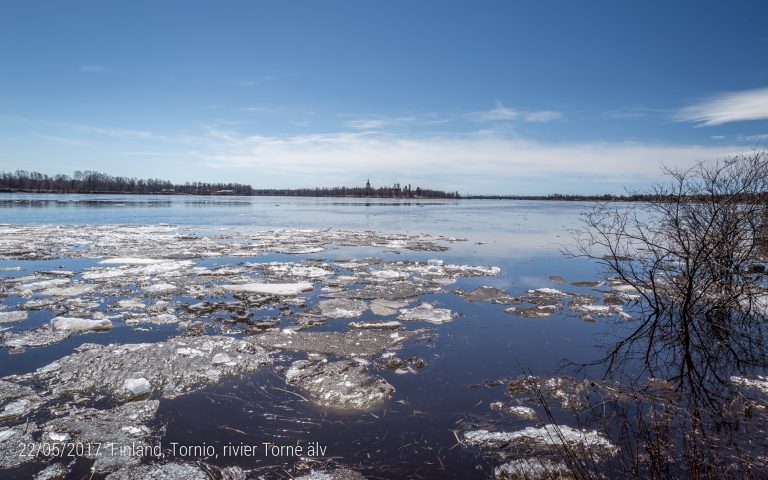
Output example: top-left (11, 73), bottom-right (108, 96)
top-left (41, 400), bottom-right (159, 474)
top-left (105, 462), bottom-right (246, 480)
top-left (13, 336), bottom-right (271, 400)
top-left (286, 359), bottom-right (395, 410)
top-left (0, 424), bottom-right (37, 468)
top-left (397, 303), bottom-right (454, 324)
top-left (494, 458), bottom-right (572, 480)
top-left (315, 298), bottom-right (368, 318)
top-left (0, 311), bottom-right (27, 324)
top-left (250, 329), bottom-right (418, 358)
top-left (463, 424), bottom-right (617, 457)
top-left (0, 225), bottom-right (452, 261)
top-left (221, 282), bottom-right (314, 296)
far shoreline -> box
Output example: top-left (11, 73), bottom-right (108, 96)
top-left (0, 189), bottom-right (641, 202)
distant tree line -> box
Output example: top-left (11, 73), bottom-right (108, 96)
top-left (0, 170), bottom-right (460, 198)
top-left (250, 183), bottom-right (460, 199)
top-left (0, 170), bottom-right (255, 195)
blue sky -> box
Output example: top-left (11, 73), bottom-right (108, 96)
top-left (1, 1), bottom-right (768, 194)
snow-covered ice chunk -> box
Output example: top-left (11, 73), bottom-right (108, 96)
top-left (122, 378), bottom-right (151, 398)
top-left (222, 282), bottom-right (313, 296)
top-left (398, 303), bottom-right (454, 324)
top-left (0, 311), bottom-right (27, 324)
top-left (50, 317), bottom-right (113, 332)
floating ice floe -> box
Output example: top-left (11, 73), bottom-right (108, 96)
top-left (250, 329), bottom-right (417, 358)
top-left (105, 462), bottom-right (245, 480)
top-left (731, 375), bottom-right (768, 395)
top-left (16, 336), bottom-right (271, 400)
top-left (122, 377), bottom-right (151, 398)
top-left (286, 360), bottom-right (395, 410)
top-left (32, 464), bottom-right (69, 480)
top-left (349, 320), bottom-right (402, 330)
top-left (397, 303), bottom-right (454, 324)
top-left (50, 316), bottom-right (112, 332)
top-left (2, 324), bottom-right (97, 350)
top-left (0, 424), bottom-right (36, 468)
top-left (266, 263), bottom-right (333, 278)
top-left (490, 402), bottom-right (537, 419)
top-left (317, 298), bottom-right (368, 318)
top-left (494, 458), bottom-right (572, 480)
top-left (0, 311), bottom-right (26, 324)
top-left (0, 225), bottom-right (451, 261)
top-left (461, 286), bottom-right (517, 304)
top-left (293, 468), bottom-right (366, 480)
top-left (40, 400), bottom-right (159, 474)
top-left (464, 424), bottom-right (617, 457)
top-left (222, 282), bottom-right (314, 296)
top-left (370, 298), bottom-right (410, 316)
top-left (505, 304), bottom-right (561, 319)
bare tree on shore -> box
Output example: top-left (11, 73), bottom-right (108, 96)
top-left (569, 149), bottom-right (768, 405)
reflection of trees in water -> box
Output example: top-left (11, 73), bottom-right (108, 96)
top-left (562, 150), bottom-right (768, 477)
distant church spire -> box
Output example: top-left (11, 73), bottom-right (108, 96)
top-left (365, 179), bottom-right (371, 189)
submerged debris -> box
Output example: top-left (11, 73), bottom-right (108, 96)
top-left (461, 286), bottom-right (518, 305)
top-left (507, 376), bottom-right (593, 410)
top-left (286, 360), bottom-right (395, 410)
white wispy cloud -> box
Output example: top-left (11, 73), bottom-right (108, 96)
top-left (232, 75), bottom-right (277, 87)
top-left (742, 133), bottom-right (768, 142)
top-left (80, 65), bottom-right (106, 73)
top-left (195, 128), bottom-right (737, 188)
top-left (69, 124), bottom-right (161, 140)
top-left (676, 87), bottom-right (768, 126)
top-left (6, 114), bottom-right (743, 193)
top-left (30, 133), bottom-right (92, 147)
top-left (471, 102), bottom-right (562, 123)
top-left (472, 101), bottom-right (519, 121)
top-left (524, 110), bottom-right (562, 122)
